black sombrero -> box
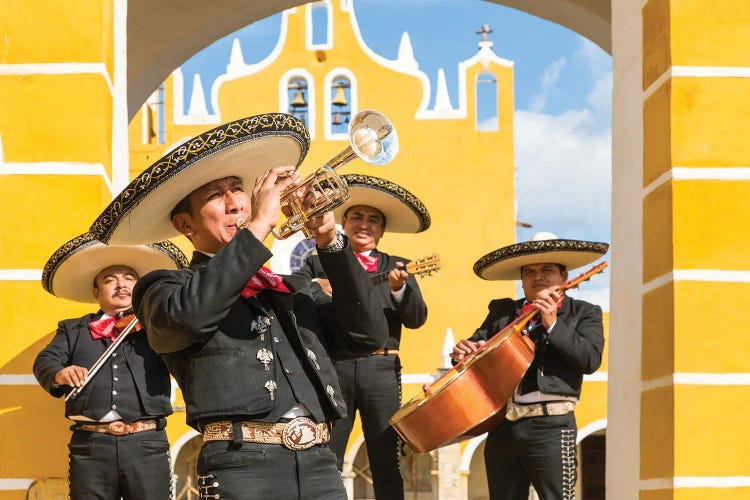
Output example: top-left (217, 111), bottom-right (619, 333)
top-left (42, 233), bottom-right (190, 303)
top-left (473, 232), bottom-right (609, 281)
top-left (90, 113), bottom-right (310, 244)
top-left (332, 174), bottom-right (430, 233)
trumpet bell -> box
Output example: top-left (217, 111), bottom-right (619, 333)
top-left (347, 110), bottom-right (399, 166)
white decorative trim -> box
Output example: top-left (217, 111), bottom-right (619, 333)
top-left (577, 418), bottom-right (607, 444)
top-left (0, 161), bottom-right (112, 192)
top-left (643, 270), bottom-right (750, 294)
top-left (342, 2), bottom-right (432, 116)
top-left (0, 63), bottom-right (113, 95)
top-left (643, 167), bottom-right (750, 198)
top-left (644, 66), bottom-right (750, 100)
top-left (111, 0), bottom-right (129, 195)
top-left (305, 0), bottom-right (333, 51)
top-left (169, 428), bottom-right (201, 460)
top-left (460, 434), bottom-right (487, 471)
top-left (0, 270), bottom-right (42, 281)
top-left (583, 371), bottom-right (608, 382)
top-left (208, 11), bottom-right (291, 122)
top-left (0, 374), bottom-right (37, 385)
top-left (642, 372), bottom-right (750, 391)
top-left (641, 476), bottom-right (750, 489)
top-left (323, 68), bottom-right (357, 141)
top-left (278, 68), bottom-right (317, 139)
top-left (401, 373), bottom-right (436, 385)
top-left (0, 479), bottom-right (33, 491)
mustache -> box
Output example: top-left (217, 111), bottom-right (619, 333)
top-left (111, 289), bottom-right (132, 298)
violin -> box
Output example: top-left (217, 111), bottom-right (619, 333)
top-left (64, 310), bottom-right (143, 401)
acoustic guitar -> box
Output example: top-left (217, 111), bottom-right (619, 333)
top-left (370, 253), bottom-right (441, 285)
top-left (389, 262), bottom-right (607, 454)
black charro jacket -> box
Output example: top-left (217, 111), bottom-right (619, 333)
top-left (468, 296), bottom-right (604, 398)
top-left (290, 249), bottom-right (427, 351)
top-left (33, 313), bottom-right (172, 421)
top-left (132, 230), bottom-right (388, 429)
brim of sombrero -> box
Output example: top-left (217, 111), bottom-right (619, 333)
top-left (90, 113), bottom-right (310, 244)
top-left (473, 239), bottom-right (609, 281)
top-left (42, 233), bottom-right (190, 303)
top-left (331, 174), bottom-right (430, 233)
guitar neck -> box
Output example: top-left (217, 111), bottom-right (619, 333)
top-left (370, 271), bottom-right (390, 286)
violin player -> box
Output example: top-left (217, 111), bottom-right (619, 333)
top-left (33, 233), bottom-right (188, 499)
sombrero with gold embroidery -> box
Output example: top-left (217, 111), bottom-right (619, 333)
top-left (473, 232), bottom-right (609, 281)
top-left (42, 233), bottom-right (190, 303)
top-left (332, 174), bottom-right (430, 233)
top-left (90, 113), bottom-right (310, 244)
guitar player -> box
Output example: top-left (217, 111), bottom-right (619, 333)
top-left (451, 232), bottom-right (608, 500)
top-left (291, 174), bottom-right (431, 500)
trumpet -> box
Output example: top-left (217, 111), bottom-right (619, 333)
top-left (238, 110), bottom-right (398, 240)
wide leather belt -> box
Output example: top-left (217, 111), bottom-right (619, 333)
top-left (77, 418), bottom-right (158, 436)
top-left (505, 401), bottom-right (576, 421)
top-left (370, 348), bottom-right (399, 356)
top-left (202, 417), bottom-right (331, 451)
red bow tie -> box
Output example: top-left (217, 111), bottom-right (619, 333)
top-left (89, 316), bottom-right (117, 340)
top-left (241, 266), bottom-right (291, 299)
top-left (354, 253), bottom-right (379, 273)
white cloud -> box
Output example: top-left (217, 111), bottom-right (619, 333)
top-left (513, 108), bottom-right (611, 241)
top-left (528, 57), bottom-right (566, 113)
top-left (541, 58), bottom-right (566, 88)
top-left (566, 283), bottom-right (610, 311)
top-left (477, 117), bottom-right (498, 132)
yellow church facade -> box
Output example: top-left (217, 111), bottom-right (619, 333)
top-left (0, 1), bottom-right (748, 499)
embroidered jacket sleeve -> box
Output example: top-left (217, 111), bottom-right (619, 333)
top-left (390, 271), bottom-right (427, 329)
top-left (546, 299), bottom-right (604, 375)
top-left (33, 319), bottom-right (76, 397)
top-left (133, 229), bottom-right (273, 353)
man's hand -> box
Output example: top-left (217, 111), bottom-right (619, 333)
top-left (54, 365), bottom-right (89, 388)
top-left (305, 211), bottom-right (337, 248)
top-left (316, 278), bottom-right (333, 297)
top-left (450, 339), bottom-right (486, 363)
top-left (245, 166), bottom-right (299, 241)
top-left (388, 262), bottom-right (409, 292)
top-left (533, 287), bottom-right (562, 330)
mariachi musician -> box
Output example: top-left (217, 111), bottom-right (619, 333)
top-left (291, 174), bottom-right (431, 500)
top-left (451, 232), bottom-right (608, 500)
top-left (33, 232), bottom-right (188, 499)
top-left (88, 113), bottom-right (389, 499)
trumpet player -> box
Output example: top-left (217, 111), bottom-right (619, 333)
top-left (33, 233), bottom-right (188, 499)
top-left (88, 114), bottom-right (388, 499)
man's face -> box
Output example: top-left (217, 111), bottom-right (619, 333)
top-left (92, 265), bottom-right (138, 315)
top-left (341, 205), bottom-right (385, 252)
top-left (520, 263), bottom-right (567, 301)
top-left (172, 176), bottom-right (250, 254)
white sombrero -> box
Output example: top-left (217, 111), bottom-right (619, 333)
top-left (473, 232), bottom-right (609, 281)
top-left (90, 113), bottom-right (310, 244)
top-left (41, 233), bottom-right (190, 303)
top-left (332, 174), bottom-right (431, 233)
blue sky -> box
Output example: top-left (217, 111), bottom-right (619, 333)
top-left (176, 0), bottom-right (613, 307)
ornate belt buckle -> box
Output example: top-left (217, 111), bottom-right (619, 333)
top-left (108, 421), bottom-right (129, 435)
top-left (281, 417), bottom-right (318, 450)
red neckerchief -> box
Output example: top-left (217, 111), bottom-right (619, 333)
top-left (241, 266), bottom-right (291, 298)
top-left (354, 253), bottom-right (379, 273)
top-left (88, 316), bottom-right (117, 340)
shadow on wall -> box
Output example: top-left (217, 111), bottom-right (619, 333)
top-left (1, 333), bottom-right (72, 488)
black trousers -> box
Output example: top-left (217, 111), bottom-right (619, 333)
top-left (196, 440), bottom-right (346, 499)
top-left (68, 428), bottom-right (171, 500)
top-left (330, 354), bottom-right (404, 500)
top-left (484, 412), bottom-right (577, 500)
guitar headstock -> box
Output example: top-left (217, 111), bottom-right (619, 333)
top-left (561, 262), bottom-right (608, 291)
top-left (406, 253), bottom-right (442, 278)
